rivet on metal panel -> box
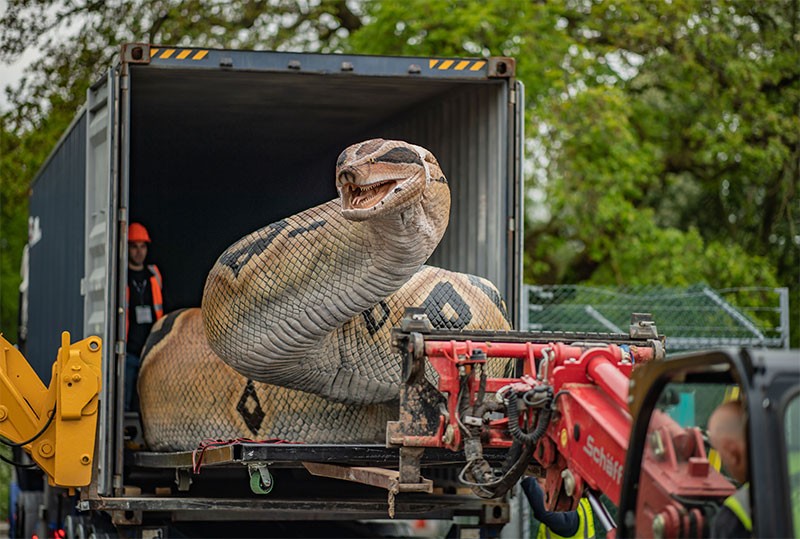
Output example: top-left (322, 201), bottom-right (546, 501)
top-left (288, 60), bottom-right (301, 70)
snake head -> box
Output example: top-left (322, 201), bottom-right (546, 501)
top-left (336, 139), bottom-right (447, 222)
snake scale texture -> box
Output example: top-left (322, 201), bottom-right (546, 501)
top-left (139, 140), bottom-right (510, 451)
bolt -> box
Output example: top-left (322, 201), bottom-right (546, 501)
top-left (561, 469), bottom-right (575, 496)
top-left (81, 454), bottom-right (91, 465)
top-left (0, 406), bottom-right (7, 421)
top-left (652, 514), bottom-right (665, 539)
top-left (39, 442), bottom-right (54, 458)
top-left (442, 424), bottom-right (455, 445)
top-left (72, 374), bottom-right (82, 382)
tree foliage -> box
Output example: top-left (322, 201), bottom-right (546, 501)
top-left (1, 0), bottom-right (797, 345)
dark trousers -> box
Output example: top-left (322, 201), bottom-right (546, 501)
top-left (125, 352), bottom-right (141, 412)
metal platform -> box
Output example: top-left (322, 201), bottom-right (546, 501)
top-left (132, 442), bottom-right (509, 469)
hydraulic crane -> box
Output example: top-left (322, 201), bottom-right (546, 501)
top-left (389, 309), bottom-right (737, 537)
top-left (0, 332), bottom-right (102, 492)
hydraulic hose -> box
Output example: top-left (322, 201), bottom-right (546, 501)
top-left (507, 387), bottom-right (553, 445)
top-left (463, 390), bottom-right (554, 499)
top-left (0, 405), bottom-right (56, 448)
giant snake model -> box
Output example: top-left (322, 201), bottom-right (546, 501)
top-left (139, 139), bottom-right (510, 451)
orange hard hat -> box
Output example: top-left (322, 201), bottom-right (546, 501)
top-left (128, 222), bottom-right (151, 243)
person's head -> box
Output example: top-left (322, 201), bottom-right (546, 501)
top-left (128, 222), bottom-right (151, 270)
top-left (708, 400), bottom-right (748, 483)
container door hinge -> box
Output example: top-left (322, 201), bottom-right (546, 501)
top-left (508, 217), bottom-right (516, 232)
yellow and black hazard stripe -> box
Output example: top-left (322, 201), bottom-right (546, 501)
top-left (428, 59), bottom-right (486, 72)
top-left (150, 48), bottom-right (209, 61)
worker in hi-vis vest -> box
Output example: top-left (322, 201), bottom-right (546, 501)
top-left (521, 477), bottom-right (596, 539)
top-left (708, 400), bottom-right (752, 538)
top-left (125, 222), bottom-right (165, 412)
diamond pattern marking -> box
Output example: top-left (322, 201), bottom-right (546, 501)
top-left (237, 380), bottom-right (266, 434)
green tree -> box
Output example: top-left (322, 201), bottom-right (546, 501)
top-left (1, 0), bottom-right (797, 345)
top-left (351, 0), bottom-right (797, 339)
top-left (0, 0), bottom-right (364, 342)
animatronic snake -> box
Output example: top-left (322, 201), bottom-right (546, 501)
top-left (139, 139), bottom-right (510, 451)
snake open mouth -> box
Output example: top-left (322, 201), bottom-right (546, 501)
top-left (342, 180), bottom-right (399, 210)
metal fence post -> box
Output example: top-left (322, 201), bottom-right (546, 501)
top-left (778, 287), bottom-right (790, 349)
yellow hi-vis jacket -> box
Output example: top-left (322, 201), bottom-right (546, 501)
top-left (537, 498), bottom-right (596, 539)
top-left (722, 483), bottom-right (752, 533)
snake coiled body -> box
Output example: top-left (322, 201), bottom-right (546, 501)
top-left (139, 140), bottom-right (510, 450)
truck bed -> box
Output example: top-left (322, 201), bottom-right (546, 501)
top-left (83, 441), bottom-right (510, 524)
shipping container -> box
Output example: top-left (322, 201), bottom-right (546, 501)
top-left (16, 43), bottom-right (524, 536)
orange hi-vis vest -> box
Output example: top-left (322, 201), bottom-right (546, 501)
top-left (125, 264), bottom-right (164, 338)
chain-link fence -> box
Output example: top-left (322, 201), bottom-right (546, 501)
top-left (522, 284), bottom-right (790, 352)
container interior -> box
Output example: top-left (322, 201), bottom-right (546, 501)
top-left (129, 66), bottom-right (514, 313)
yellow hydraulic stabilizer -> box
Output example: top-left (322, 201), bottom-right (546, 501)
top-left (0, 332), bottom-right (102, 491)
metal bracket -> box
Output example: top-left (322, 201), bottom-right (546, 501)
top-left (303, 461), bottom-right (432, 518)
top-left (120, 43), bottom-right (152, 64)
top-left (629, 313), bottom-right (658, 339)
top-left (482, 500), bottom-right (511, 525)
top-left (488, 57), bottom-right (516, 78)
top-left (399, 307), bottom-right (433, 332)
top-left (399, 446), bottom-right (424, 484)
top-left (111, 508), bottom-right (142, 526)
